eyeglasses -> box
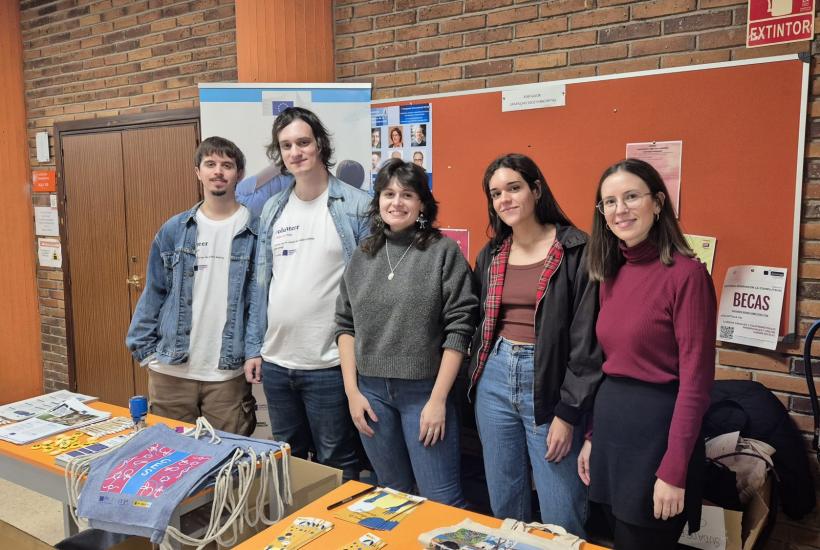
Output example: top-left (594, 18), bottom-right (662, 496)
top-left (596, 191), bottom-right (654, 215)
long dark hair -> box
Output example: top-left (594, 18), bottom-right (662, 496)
top-left (587, 158), bottom-right (694, 281)
top-left (265, 106), bottom-right (334, 175)
top-left (482, 153), bottom-right (573, 251)
top-left (361, 158), bottom-right (441, 256)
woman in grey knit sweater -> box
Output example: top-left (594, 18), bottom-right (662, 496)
top-left (335, 159), bottom-right (478, 506)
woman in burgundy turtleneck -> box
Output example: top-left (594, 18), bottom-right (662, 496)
top-left (578, 159), bottom-right (716, 549)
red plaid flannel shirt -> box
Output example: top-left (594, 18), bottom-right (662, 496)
top-left (470, 236), bottom-right (565, 389)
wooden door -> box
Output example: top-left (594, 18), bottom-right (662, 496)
top-left (62, 124), bottom-right (200, 405)
top-left (63, 132), bottom-right (134, 405)
top-left (122, 125), bottom-right (200, 396)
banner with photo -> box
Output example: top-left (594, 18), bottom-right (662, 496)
top-left (199, 83), bottom-right (372, 213)
top-left (370, 103), bottom-right (432, 189)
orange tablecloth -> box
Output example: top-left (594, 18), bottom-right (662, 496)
top-left (234, 480), bottom-right (610, 549)
top-left (0, 401), bottom-right (189, 475)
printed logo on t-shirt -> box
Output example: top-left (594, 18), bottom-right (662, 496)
top-left (194, 239), bottom-right (226, 272)
top-left (273, 223), bottom-right (316, 258)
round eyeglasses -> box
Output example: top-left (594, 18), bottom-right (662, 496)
top-left (596, 191), bottom-right (654, 215)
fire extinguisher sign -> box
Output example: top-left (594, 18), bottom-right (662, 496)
top-left (747, 0), bottom-right (815, 47)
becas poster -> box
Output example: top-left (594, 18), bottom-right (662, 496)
top-left (717, 265), bottom-right (787, 350)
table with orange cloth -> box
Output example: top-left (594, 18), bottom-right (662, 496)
top-left (0, 401), bottom-right (191, 538)
top-left (234, 480), bottom-right (610, 549)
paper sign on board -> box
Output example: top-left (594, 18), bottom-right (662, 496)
top-left (502, 84), bottom-right (566, 112)
top-left (717, 265), bottom-right (786, 350)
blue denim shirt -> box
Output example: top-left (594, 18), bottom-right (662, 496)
top-left (125, 202), bottom-right (259, 369)
top-left (245, 175), bottom-right (371, 359)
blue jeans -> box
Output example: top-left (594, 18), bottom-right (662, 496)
top-left (475, 337), bottom-right (587, 536)
top-left (261, 362), bottom-right (360, 480)
top-left (358, 375), bottom-right (466, 507)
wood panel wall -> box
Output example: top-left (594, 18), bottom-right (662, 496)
top-left (0, 1), bottom-right (43, 401)
top-left (235, 0), bottom-right (334, 83)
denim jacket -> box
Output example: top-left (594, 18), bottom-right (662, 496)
top-left (126, 202), bottom-right (259, 369)
top-left (245, 175), bottom-right (371, 359)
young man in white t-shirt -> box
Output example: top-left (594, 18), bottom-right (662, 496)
top-left (244, 107), bottom-right (370, 479)
top-left (126, 137), bottom-right (258, 435)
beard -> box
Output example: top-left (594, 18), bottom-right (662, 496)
top-left (211, 189), bottom-right (227, 197)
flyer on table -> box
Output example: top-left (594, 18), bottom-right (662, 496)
top-left (717, 265), bottom-right (786, 350)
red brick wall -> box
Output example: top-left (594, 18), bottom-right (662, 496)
top-left (335, 0), bottom-right (810, 98)
top-left (20, 0), bottom-right (237, 393)
top-left (334, 1), bottom-right (819, 546)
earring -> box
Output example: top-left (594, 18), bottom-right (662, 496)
top-left (416, 213), bottom-right (427, 229)
top-left (373, 215), bottom-right (385, 230)
top-left (605, 224), bottom-right (612, 232)
top-left (654, 212), bottom-right (659, 222)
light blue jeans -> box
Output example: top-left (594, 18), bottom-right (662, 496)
top-left (358, 375), bottom-right (466, 507)
top-left (475, 337), bottom-right (587, 536)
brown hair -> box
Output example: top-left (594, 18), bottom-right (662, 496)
top-left (586, 158), bottom-right (694, 281)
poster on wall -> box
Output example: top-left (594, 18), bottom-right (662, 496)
top-left (38, 238), bottom-right (62, 268)
top-left (625, 140), bottom-right (683, 217)
top-left (199, 83), bottom-right (372, 213)
top-left (717, 265), bottom-right (787, 350)
top-left (34, 206), bottom-right (59, 237)
top-left (371, 103), bottom-right (432, 190)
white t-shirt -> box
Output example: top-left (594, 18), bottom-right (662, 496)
top-left (150, 205), bottom-right (250, 381)
top-left (261, 188), bottom-right (344, 369)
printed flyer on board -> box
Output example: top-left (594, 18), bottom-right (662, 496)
top-left (717, 265), bottom-right (786, 350)
top-left (371, 103), bottom-right (432, 190)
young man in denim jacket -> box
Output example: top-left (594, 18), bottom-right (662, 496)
top-left (126, 136), bottom-right (258, 435)
top-left (244, 107), bottom-right (370, 480)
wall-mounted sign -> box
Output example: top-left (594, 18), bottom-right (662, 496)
top-left (747, 0), bottom-right (814, 47)
top-left (32, 170), bottom-right (56, 193)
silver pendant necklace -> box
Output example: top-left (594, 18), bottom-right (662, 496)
top-left (385, 242), bottom-right (414, 280)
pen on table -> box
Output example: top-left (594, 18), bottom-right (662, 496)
top-left (326, 485), bottom-right (377, 510)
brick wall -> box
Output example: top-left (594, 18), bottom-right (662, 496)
top-left (334, 0), bottom-right (820, 547)
top-left (20, 0), bottom-right (237, 392)
top-left (335, 0), bottom-right (810, 98)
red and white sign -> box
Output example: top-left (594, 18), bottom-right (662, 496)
top-left (747, 0), bottom-right (815, 47)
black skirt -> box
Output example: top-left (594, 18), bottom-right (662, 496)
top-left (589, 376), bottom-right (704, 533)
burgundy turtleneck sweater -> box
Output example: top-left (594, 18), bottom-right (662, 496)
top-left (596, 239), bottom-right (716, 488)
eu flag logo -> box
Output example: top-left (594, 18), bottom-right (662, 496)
top-left (272, 101), bottom-right (294, 115)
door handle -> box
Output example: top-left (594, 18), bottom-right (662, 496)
top-left (126, 274), bottom-right (143, 288)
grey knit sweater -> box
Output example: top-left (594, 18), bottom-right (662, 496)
top-left (335, 229), bottom-right (478, 380)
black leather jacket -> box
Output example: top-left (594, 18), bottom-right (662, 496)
top-left (468, 225), bottom-right (603, 426)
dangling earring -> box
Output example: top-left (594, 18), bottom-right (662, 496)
top-left (605, 224), bottom-right (612, 232)
top-left (654, 212), bottom-right (659, 222)
top-left (374, 215), bottom-right (385, 230)
top-left (416, 212), bottom-right (427, 229)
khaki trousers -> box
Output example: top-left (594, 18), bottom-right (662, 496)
top-left (147, 369), bottom-right (256, 436)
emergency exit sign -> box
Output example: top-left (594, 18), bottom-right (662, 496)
top-left (747, 0), bottom-right (815, 47)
